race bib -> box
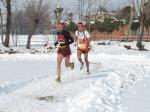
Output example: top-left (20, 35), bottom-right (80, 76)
top-left (77, 40), bottom-right (89, 52)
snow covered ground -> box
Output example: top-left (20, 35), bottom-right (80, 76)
top-left (122, 78), bottom-right (150, 112)
top-left (0, 35), bottom-right (150, 112)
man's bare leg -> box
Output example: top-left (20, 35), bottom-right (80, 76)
top-left (84, 53), bottom-right (90, 73)
top-left (65, 55), bottom-right (74, 70)
top-left (77, 50), bottom-right (84, 70)
top-left (56, 54), bottom-right (63, 82)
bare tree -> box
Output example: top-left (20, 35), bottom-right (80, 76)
top-left (77, 0), bottom-right (109, 21)
top-left (90, 0), bottom-right (109, 22)
top-left (133, 0), bottom-right (149, 50)
top-left (76, 0), bottom-right (109, 33)
top-left (144, 0), bottom-right (150, 35)
top-left (25, 0), bottom-right (51, 49)
top-left (11, 8), bottom-right (19, 46)
top-left (0, 0), bottom-right (12, 47)
top-left (85, 0), bottom-right (93, 31)
top-left (78, 0), bottom-right (85, 21)
top-left (97, 0), bottom-right (109, 14)
top-left (126, 1), bottom-right (135, 41)
top-left (26, 0), bottom-right (42, 49)
top-left (0, 8), bottom-right (4, 44)
top-left (12, 9), bottom-right (29, 35)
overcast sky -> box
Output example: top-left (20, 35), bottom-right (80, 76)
top-left (0, 0), bottom-right (131, 13)
top-left (50, 0), bottom-right (131, 11)
top-left (0, 0), bottom-right (131, 21)
top-left (12, 0), bottom-right (131, 11)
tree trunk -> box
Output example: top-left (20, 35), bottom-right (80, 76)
top-left (26, 24), bottom-right (37, 49)
top-left (137, 16), bottom-right (145, 50)
top-left (126, 5), bottom-right (134, 41)
top-left (136, 0), bottom-right (145, 51)
top-left (26, 33), bottom-right (32, 49)
top-left (26, 0), bottom-right (43, 49)
top-left (0, 9), bottom-right (4, 44)
top-left (4, 0), bottom-right (11, 47)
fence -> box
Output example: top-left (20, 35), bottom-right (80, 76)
top-left (92, 34), bottom-right (150, 42)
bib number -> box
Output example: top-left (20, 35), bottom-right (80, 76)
top-left (77, 40), bottom-right (89, 52)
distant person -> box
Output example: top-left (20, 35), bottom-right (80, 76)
top-left (75, 22), bottom-right (91, 74)
top-left (54, 22), bottom-right (74, 82)
top-left (120, 32), bottom-right (125, 42)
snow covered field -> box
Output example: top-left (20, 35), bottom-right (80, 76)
top-left (0, 35), bottom-right (150, 112)
top-left (122, 78), bottom-right (150, 112)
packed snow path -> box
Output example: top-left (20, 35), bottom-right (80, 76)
top-left (0, 42), bottom-right (150, 112)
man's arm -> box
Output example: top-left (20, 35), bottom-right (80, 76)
top-left (54, 41), bottom-right (58, 47)
top-left (54, 33), bottom-right (58, 47)
top-left (85, 30), bottom-right (92, 42)
top-left (74, 31), bottom-right (78, 46)
top-left (67, 31), bottom-right (74, 44)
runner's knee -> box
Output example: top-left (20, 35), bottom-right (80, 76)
top-left (65, 62), bottom-right (69, 67)
top-left (78, 57), bottom-right (82, 62)
top-left (84, 57), bottom-right (88, 62)
top-left (77, 54), bottom-right (81, 59)
top-left (57, 60), bottom-right (62, 65)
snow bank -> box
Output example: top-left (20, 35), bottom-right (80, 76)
top-left (122, 78), bottom-right (150, 112)
top-left (68, 65), bottom-right (150, 112)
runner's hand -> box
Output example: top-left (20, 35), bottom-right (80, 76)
top-left (54, 42), bottom-right (58, 47)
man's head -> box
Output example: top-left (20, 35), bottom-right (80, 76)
top-left (77, 23), bottom-right (85, 31)
top-left (57, 22), bottom-right (64, 31)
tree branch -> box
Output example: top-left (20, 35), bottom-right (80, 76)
top-left (0, 0), bottom-right (7, 8)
